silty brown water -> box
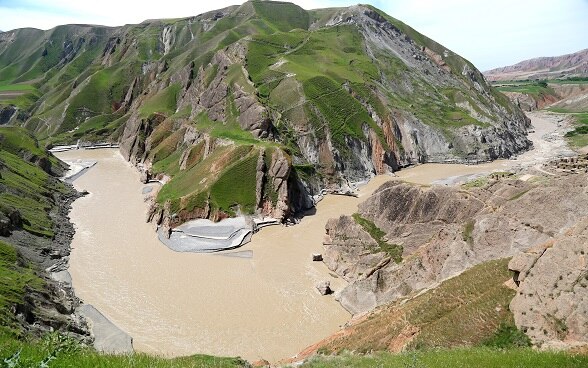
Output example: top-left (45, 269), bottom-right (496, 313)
top-left (56, 136), bottom-right (543, 361)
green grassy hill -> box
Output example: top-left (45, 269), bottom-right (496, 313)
top-left (0, 127), bottom-right (64, 237)
top-left (0, 1), bottom-right (531, 224)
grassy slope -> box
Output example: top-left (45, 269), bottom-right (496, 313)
top-left (564, 112), bottom-right (588, 148)
top-left (0, 128), bottom-right (62, 337)
top-left (0, 127), bottom-right (64, 237)
top-left (317, 259), bottom-right (521, 354)
top-left (496, 83), bottom-right (556, 98)
top-left (0, 331), bottom-right (247, 368)
top-left (298, 258), bottom-right (588, 367)
top-left (0, 240), bottom-right (43, 330)
top-left (352, 213), bottom-right (402, 262)
top-left (157, 144), bottom-right (260, 216)
top-left (301, 349), bottom-right (588, 368)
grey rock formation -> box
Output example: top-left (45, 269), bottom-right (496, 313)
top-left (316, 281), bottom-right (332, 295)
top-left (324, 173), bottom-right (588, 314)
top-left (78, 304), bottom-right (133, 354)
top-left (509, 218), bottom-right (588, 349)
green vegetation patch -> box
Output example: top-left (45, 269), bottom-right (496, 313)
top-left (252, 0), bottom-right (310, 32)
top-left (157, 144), bottom-right (259, 217)
top-left (496, 81), bottom-right (555, 97)
top-left (462, 220), bottom-right (475, 246)
top-left (303, 76), bottom-right (385, 151)
top-left (0, 84), bottom-right (35, 92)
top-left (0, 240), bottom-right (43, 329)
top-left (301, 348), bottom-right (588, 368)
top-left (482, 322), bottom-right (531, 348)
top-left (0, 127), bottom-right (50, 159)
top-left (317, 259), bottom-right (521, 354)
top-left (0, 192), bottom-right (54, 237)
top-left (352, 213), bottom-right (402, 262)
top-left (209, 149), bottom-right (259, 215)
top-left (0, 328), bottom-right (247, 367)
top-left (0, 128), bottom-right (65, 237)
top-left (194, 111), bottom-right (268, 146)
top-left (58, 64), bottom-right (138, 134)
top-left (139, 83), bottom-right (182, 118)
top-left (564, 113), bottom-right (588, 148)
top-left (462, 176), bottom-right (488, 189)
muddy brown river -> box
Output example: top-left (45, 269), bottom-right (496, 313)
top-left (54, 112), bottom-right (564, 362)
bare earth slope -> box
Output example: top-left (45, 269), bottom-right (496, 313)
top-left (485, 48), bottom-right (588, 81)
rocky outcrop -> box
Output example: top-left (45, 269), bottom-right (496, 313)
top-left (324, 173), bottom-right (588, 314)
top-left (0, 105), bottom-right (17, 125)
top-left (234, 84), bottom-right (272, 139)
top-left (3, 181), bottom-right (91, 341)
top-left (509, 218), bottom-right (588, 349)
top-left (324, 215), bottom-right (388, 283)
top-left (177, 43), bottom-right (274, 139)
top-left (119, 112), bottom-right (166, 163)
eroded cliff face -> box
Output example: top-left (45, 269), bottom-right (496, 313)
top-left (509, 218), bottom-right (588, 349)
top-left (0, 1), bottom-right (532, 224)
top-left (324, 173), bottom-right (588, 314)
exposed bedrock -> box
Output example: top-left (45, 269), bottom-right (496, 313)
top-left (324, 173), bottom-right (588, 314)
top-left (509, 218), bottom-right (588, 349)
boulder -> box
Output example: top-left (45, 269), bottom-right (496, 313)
top-left (7, 209), bottom-right (22, 228)
top-left (0, 213), bottom-right (11, 236)
top-left (312, 253), bottom-right (323, 261)
top-left (316, 281), bottom-right (332, 295)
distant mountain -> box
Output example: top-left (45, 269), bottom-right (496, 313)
top-left (485, 48), bottom-right (588, 81)
top-left (0, 1), bottom-right (530, 224)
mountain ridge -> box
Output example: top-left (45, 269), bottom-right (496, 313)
top-left (484, 48), bottom-right (588, 81)
top-left (0, 1), bottom-right (531, 225)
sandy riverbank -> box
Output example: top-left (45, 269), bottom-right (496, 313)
top-left (54, 110), bottom-right (571, 362)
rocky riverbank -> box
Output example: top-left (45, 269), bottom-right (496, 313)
top-left (3, 179), bottom-right (90, 341)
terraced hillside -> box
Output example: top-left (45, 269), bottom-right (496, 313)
top-left (0, 1), bottom-right (531, 224)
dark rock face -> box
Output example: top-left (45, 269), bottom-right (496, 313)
top-left (324, 173), bottom-right (588, 314)
top-left (0, 106), bottom-right (16, 125)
